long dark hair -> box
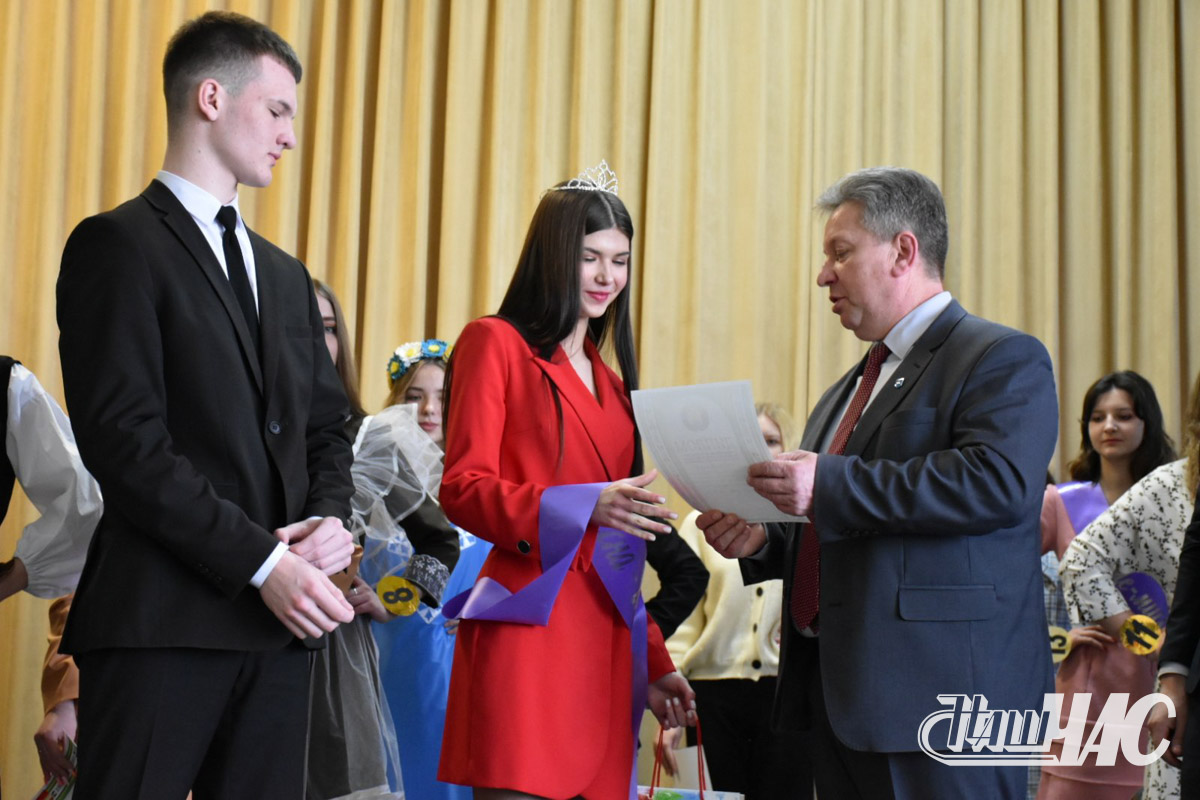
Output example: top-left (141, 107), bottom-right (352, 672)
top-left (1066, 370), bottom-right (1175, 483)
top-left (313, 279), bottom-right (366, 421)
top-left (445, 184), bottom-right (640, 474)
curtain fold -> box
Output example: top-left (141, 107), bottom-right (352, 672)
top-left (1, 0), bottom-right (1195, 791)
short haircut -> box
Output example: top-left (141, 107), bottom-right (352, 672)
top-left (817, 167), bottom-right (949, 278)
top-left (163, 11), bottom-right (302, 122)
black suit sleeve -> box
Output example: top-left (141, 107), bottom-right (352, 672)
top-left (297, 272), bottom-right (356, 522)
top-left (740, 522), bottom-right (792, 586)
top-left (1162, 499), bottom-right (1200, 680)
top-left (57, 216), bottom-right (277, 594)
top-left (644, 524), bottom-right (709, 638)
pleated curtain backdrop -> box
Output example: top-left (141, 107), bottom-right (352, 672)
top-left (2, 0), bottom-right (1198, 792)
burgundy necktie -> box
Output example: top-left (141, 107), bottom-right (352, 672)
top-left (790, 341), bottom-right (890, 630)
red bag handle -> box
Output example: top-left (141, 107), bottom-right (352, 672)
top-left (649, 720), bottom-right (705, 798)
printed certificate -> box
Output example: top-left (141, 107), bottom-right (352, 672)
top-left (632, 380), bottom-right (805, 524)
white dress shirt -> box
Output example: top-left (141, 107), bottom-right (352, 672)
top-left (155, 170), bottom-right (259, 310)
top-left (819, 291), bottom-right (953, 453)
top-left (155, 172), bottom-right (284, 586)
top-left (8, 363), bottom-right (104, 597)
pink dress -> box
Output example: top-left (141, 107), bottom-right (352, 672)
top-left (1037, 483), bottom-right (1155, 799)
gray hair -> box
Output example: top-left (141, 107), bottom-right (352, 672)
top-left (816, 167), bottom-right (948, 278)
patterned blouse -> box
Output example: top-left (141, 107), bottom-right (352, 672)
top-left (1059, 458), bottom-right (1194, 800)
top-left (1060, 459), bottom-right (1191, 627)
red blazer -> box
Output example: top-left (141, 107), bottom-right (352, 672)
top-left (439, 317), bottom-right (673, 796)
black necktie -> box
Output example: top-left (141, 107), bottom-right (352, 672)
top-left (216, 205), bottom-right (260, 353)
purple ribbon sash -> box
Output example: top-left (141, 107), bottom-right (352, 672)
top-left (1057, 481), bottom-right (1109, 535)
top-left (442, 483), bottom-right (650, 799)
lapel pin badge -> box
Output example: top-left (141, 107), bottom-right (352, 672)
top-left (893, 377), bottom-right (905, 388)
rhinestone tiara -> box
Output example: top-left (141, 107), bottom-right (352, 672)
top-left (555, 159), bottom-right (619, 195)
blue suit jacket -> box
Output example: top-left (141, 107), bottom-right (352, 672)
top-left (742, 299), bottom-right (1057, 752)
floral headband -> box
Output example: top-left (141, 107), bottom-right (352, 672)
top-left (387, 339), bottom-right (450, 384)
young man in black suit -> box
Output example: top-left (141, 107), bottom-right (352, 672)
top-left (55, 12), bottom-right (356, 799)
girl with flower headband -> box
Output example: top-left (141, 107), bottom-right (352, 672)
top-left (372, 335), bottom-right (495, 800)
top-left (437, 163), bottom-right (696, 799)
top-left (385, 339), bottom-right (451, 447)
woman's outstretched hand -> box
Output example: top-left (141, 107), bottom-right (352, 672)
top-left (590, 469), bottom-right (678, 541)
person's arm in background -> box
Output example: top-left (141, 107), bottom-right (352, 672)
top-left (1059, 468), bottom-right (1172, 637)
top-left (1148, 499), bottom-right (1200, 766)
top-left (644, 520), bottom-right (708, 639)
top-left (0, 363), bottom-right (103, 603)
top-left (349, 496), bottom-right (462, 623)
top-left (654, 512), bottom-right (709, 776)
top-left (36, 594), bottom-right (79, 783)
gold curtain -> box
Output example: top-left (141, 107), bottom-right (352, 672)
top-left (2, 0), bottom-right (1197, 791)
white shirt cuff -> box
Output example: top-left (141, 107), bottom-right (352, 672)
top-left (250, 541), bottom-right (289, 588)
top-left (1158, 662), bottom-right (1189, 679)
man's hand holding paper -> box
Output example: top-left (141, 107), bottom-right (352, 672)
top-left (747, 449), bottom-right (818, 517)
top-left (695, 510), bottom-right (766, 559)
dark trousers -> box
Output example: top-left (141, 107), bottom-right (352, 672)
top-left (790, 634), bottom-right (1026, 800)
top-left (689, 677), bottom-right (813, 798)
top-left (74, 644), bottom-right (309, 800)
top-left (1182, 690), bottom-right (1200, 798)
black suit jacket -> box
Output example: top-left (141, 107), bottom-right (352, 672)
top-left (1161, 500), bottom-right (1200, 691)
top-left (57, 180), bottom-right (353, 654)
top-left (742, 300), bottom-right (1058, 753)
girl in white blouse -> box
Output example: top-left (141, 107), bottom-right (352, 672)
top-left (1060, 370), bottom-right (1200, 800)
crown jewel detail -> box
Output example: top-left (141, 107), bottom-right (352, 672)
top-left (558, 159), bottom-right (619, 195)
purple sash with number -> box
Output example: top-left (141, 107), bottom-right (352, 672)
top-left (442, 483), bottom-right (649, 799)
top-left (1057, 481), bottom-right (1109, 535)
top-left (1116, 572), bottom-right (1170, 628)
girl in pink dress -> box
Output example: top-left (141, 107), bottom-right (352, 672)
top-left (1038, 370), bottom-right (1176, 800)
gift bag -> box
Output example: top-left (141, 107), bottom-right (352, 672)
top-left (665, 742), bottom-right (711, 790)
top-left (637, 723), bottom-right (745, 800)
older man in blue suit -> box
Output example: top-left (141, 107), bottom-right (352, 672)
top-left (700, 167), bottom-right (1058, 799)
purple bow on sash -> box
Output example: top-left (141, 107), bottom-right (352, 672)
top-left (442, 483), bottom-right (650, 799)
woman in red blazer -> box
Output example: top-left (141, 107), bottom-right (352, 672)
top-left (437, 163), bottom-right (695, 799)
